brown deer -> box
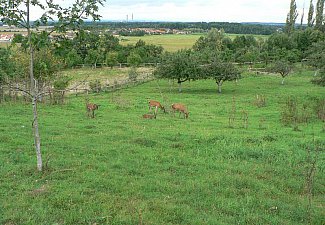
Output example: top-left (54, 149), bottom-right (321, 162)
top-left (148, 100), bottom-right (166, 115)
top-left (171, 103), bottom-right (189, 119)
top-left (86, 103), bottom-right (100, 118)
top-left (142, 113), bottom-right (156, 119)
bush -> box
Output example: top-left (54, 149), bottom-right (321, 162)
top-left (89, 80), bottom-right (102, 93)
top-left (128, 67), bottom-right (138, 82)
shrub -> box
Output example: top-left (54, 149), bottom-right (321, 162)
top-left (89, 80), bottom-right (102, 93)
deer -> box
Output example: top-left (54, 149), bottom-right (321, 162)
top-left (148, 100), bottom-right (166, 115)
top-left (86, 103), bottom-right (100, 118)
top-left (142, 113), bottom-right (156, 119)
top-left (171, 103), bottom-right (189, 119)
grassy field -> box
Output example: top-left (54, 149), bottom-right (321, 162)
top-left (0, 32), bottom-right (268, 52)
top-left (119, 33), bottom-right (269, 52)
top-left (0, 68), bottom-right (324, 224)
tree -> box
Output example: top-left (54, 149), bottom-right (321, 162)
top-left (203, 61), bottom-right (241, 93)
top-left (285, 0), bottom-right (299, 34)
top-left (315, 0), bottom-right (325, 30)
top-left (0, 47), bottom-right (17, 102)
top-left (0, 0), bottom-right (105, 171)
top-left (307, 41), bottom-right (325, 86)
top-left (193, 28), bottom-right (226, 52)
top-left (269, 61), bottom-right (293, 85)
top-left (127, 51), bottom-right (142, 67)
top-left (106, 51), bottom-right (118, 69)
top-left (84, 49), bottom-right (104, 68)
top-left (307, 0), bottom-right (315, 27)
top-left (154, 50), bottom-right (201, 92)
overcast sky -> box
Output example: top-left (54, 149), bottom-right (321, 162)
top-left (31, 0), bottom-right (309, 23)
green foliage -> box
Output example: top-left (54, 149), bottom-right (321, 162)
top-left (154, 49), bottom-right (201, 83)
top-left (204, 61), bottom-right (241, 93)
top-left (89, 79), bottom-right (102, 93)
top-left (306, 40), bottom-right (325, 69)
top-left (193, 28), bottom-right (227, 51)
top-left (315, 0), bottom-right (325, 30)
top-left (232, 35), bottom-right (257, 49)
top-left (0, 47), bottom-right (16, 80)
top-left (53, 76), bottom-right (70, 90)
top-left (267, 33), bottom-right (295, 50)
top-left (84, 49), bottom-right (104, 66)
top-left (127, 51), bottom-right (142, 67)
top-left (307, 0), bottom-right (315, 27)
top-left (285, 0), bottom-right (299, 34)
top-left (306, 40), bottom-right (325, 86)
top-left (65, 49), bottom-right (83, 68)
top-left (33, 48), bottom-right (63, 81)
top-left (234, 47), bottom-right (260, 63)
top-left (269, 60), bottom-right (292, 79)
top-left (106, 51), bottom-right (118, 68)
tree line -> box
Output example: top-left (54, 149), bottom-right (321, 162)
top-left (154, 27), bottom-right (325, 91)
top-left (82, 21), bottom-right (282, 35)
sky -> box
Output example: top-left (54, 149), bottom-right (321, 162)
top-left (30, 0), bottom-right (309, 23)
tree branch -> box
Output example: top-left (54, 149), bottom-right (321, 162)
top-left (177, 77), bottom-right (188, 83)
top-left (36, 75), bottom-right (90, 97)
top-left (3, 81), bottom-right (33, 98)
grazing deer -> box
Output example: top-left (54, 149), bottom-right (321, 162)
top-left (142, 113), bottom-right (156, 119)
top-left (148, 100), bottom-right (166, 115)
top-left (171, 103), bottom-right (189, 119)
top-left (86, 103), bottom-right (100, 118)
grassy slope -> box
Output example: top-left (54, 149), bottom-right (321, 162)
top-left (0, 70), bottom-right (324, 224)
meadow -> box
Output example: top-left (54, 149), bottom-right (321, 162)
top-left (0, 66), bottom-right (324, 224)
top-left (119, 33), bottom-right (269, 52)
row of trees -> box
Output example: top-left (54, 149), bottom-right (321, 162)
top-left (154, 27), bottom-right (325, 90)
top-left (85, 21), bottom-right (281, 35)
top-left (285, 0), bottom-right (325, 33)
top-left (11, 31), bottom-right (164, 69)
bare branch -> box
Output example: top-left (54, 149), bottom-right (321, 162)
top-left (3, 81), bottom-right (33, 98)
top-left (36, 75), bottom-right (90, 97)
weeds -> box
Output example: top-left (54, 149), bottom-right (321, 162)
top-left (254, 94), bottom-right (266, 108)
top-left (228, 96), bottom-right (236, 128)
top-left (304, 139), bottom-right (323, 224)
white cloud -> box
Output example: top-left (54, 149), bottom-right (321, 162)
top-left (27, 0), bottom-right (307, 23)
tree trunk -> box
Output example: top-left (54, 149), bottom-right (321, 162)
top-left (178, 79), bottom-right (182, 92)
top-left (0, 83), bottom-right (3, 103)
top-left (32, 95), bottom-right (42, 171)
top-left (28, 1), bottom-right (42, 171)
top-left (217, 80), bottom-right (223, 93)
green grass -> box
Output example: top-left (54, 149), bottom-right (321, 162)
top-left (0, 69), bottom-right (324, 224)
top-left (119, 33), bottom-right (269, 52)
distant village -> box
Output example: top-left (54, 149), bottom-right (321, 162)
top-left (0, 23), bottom-right (191, 43)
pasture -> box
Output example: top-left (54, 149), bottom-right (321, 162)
top-left (0, 68), bottom-right (324, 224)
